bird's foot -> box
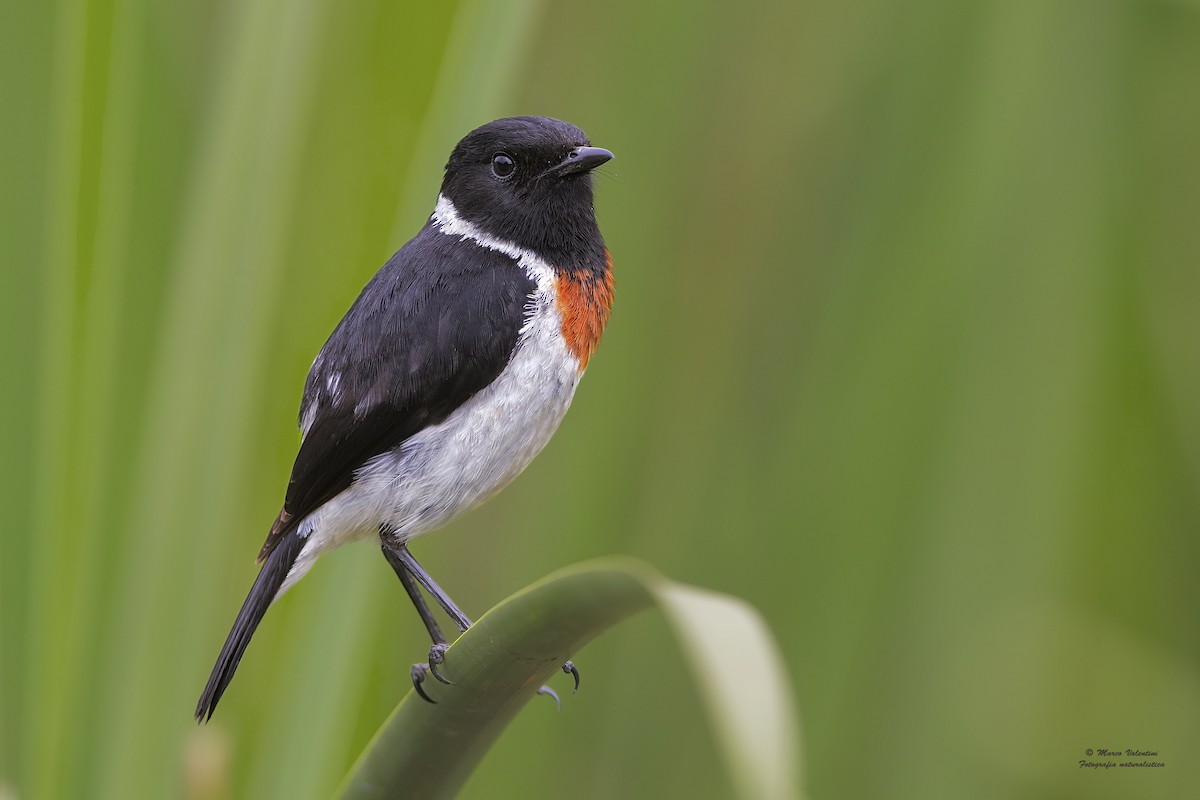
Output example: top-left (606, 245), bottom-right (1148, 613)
top-left (411, 642), bottom-right (454, 704)
top-left (535, 660), bottom-right (580, 708)
top-left (537, 684), bottom-right (561, 709)
top-left (413, 651), bottom-right (579, 706)
top-left (428, 642), bottom-right (453, 685)
top-left (411, 662), bottom-right (436, 703)
top-left (562, 660), bottom-right (581, 693)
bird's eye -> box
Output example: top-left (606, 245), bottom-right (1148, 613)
top-left (491, 153), bottom-right (516, 179)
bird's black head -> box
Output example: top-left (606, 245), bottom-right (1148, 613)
top-left (440, 116), bottom-right (613, 265)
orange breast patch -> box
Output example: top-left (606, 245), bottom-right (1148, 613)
top-left (555, 249), bottom-right (614, 369)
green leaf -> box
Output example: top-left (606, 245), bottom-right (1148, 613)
top-left (336, 558), bottom-right (803, 800)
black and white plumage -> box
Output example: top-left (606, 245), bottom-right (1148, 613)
top-left (196, 116), bottom-right (615, 721)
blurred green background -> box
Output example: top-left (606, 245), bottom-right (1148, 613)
top-left (2, 0), bottom-right (1198, 797)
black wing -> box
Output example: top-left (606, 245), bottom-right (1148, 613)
top-left (258, 224), bottom-right (533, 559)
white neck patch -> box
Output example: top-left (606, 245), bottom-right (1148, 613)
top-left (431, 194), bottom-right (555, 288)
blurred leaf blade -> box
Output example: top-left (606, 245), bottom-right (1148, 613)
top-left (655, 584), bottom-right (802, 800)
top-left (24, 0), bottom-right (89, 794)
top-left (337, 558), bottom-right (803, 800)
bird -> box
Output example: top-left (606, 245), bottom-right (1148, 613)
top-left (195, 116), bottom-right (615, 721)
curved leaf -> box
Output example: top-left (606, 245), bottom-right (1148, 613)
top-left (336, 557), bottom-right (802, 800)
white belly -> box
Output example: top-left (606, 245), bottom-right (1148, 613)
top-left (279, 287), bottom-right (581, 594)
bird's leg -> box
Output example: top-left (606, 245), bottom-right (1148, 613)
top-left (390, 543), bottom-right (474, 632)
top-left (382, 543), bottom-right (448, 644)
top-left (381, 533), bottom-right (579, 704)
top-left (381, 542), bottom-right (452, 702)
top-left (387, 543), bottom-right (480, 692)
top-left (381, 535), bottom-right (474, 696)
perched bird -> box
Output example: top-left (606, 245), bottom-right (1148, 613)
top-left (196, 116), bottom-right (614, 721)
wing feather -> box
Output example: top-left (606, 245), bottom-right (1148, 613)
top-left (257, 227), bottom-right (533, 561)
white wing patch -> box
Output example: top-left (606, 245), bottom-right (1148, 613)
top-left (300, 397), bottom-right (318, 439)
top-left (326, 370), bottom-right (343, 403)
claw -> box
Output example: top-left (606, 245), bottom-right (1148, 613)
top-left (429, 661), bottom-right (453, 686)
top-left (562, 660), bottom-right (580, 693)
top-left (537, 685), bottom-right (561, 710)
top-left (428, 643), bottom-right (454, 685)
top-left (411, 663), bottom-right (436, 704)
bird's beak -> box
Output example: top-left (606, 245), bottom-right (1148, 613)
top-left (544, 146), bottom-right (614, 178)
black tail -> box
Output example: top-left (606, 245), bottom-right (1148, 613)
top-left (195, 530), bottom-right (307, 722)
